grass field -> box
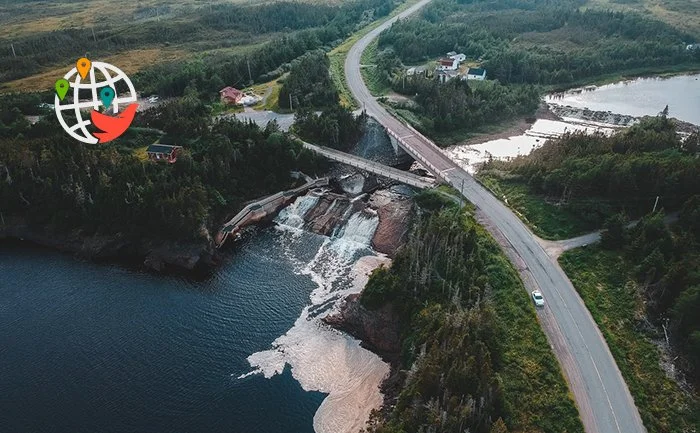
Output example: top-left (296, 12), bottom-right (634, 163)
top-left (244, 76), bottom-right (285, 112)
top-left (584, 0), bottom-right (700, 38)
top-left (360, 39), bottom-right (392, 96)
top-left (1, 48), bottom-right (188, 92)
top-left (560, 247), bottom-right (699, 433)
top-left (0, 0), bottom-right (343, 39)
top-left (479, 174), bottom-right (598, 240)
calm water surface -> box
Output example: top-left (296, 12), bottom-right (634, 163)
top-left (546, 74), bottom-right (700, 125)
top-left (0, 230), bottom-right (325, 433)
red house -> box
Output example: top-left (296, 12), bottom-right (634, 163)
top-left (147, 144), bottom-right (182, 163)
top-left (220, 86), bottom-right (244, 105)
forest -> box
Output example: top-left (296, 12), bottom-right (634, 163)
top-left (114, 0), bottom-right (394, 100)
top-left (481, 116), bottom-right (700, 228)
top-left (0, 0), bottom-right (395, 86)
top-left (361, 200), bottom-right (582, 433)
top-left (600, 200), bottom-right (700, 385)
top-left (386, 76), bottom-right (540, 133)
top-left (279, 50), bottom-right (339, 110)
top-left (559, 206), bottom-right (700, 432)
top-left (377, 0), bottom-right (699, 86)
top-left (0, 94), bottom-right (322, 241)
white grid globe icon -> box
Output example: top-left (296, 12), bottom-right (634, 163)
top-left (54, 61), bottom-right (138, 144)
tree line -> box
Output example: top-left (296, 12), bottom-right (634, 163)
top-left (1, 0), bottom-right (395, 85)
top-left (0, 95), bottom-right (322, 241)
top-left (483, 116), bottom-right (700, 226)
top-left (279, 50), bottom-right (339, 110)
top-left (376, 0), bottom-right (699, 86)
top-left (361, 201), bottom-right (582, 433)
top-left (599, 199), bottom-right (700, 391)
top-left (386, 76), bottom-right (540, 133)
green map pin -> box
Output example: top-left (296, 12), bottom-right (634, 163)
top-left (55, 79), bottom-right (69, 100)
top-left (99, 87), bottom-right (115, 109)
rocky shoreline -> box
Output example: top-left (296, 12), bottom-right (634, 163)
top-left (0, 216), bottom-right (218, 274)
top-left (322, 255), bottom-right (407, 421)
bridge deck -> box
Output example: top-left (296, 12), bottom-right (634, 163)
top-left (301, 141), bottom-right (435, 189)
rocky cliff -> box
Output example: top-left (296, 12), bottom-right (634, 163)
top-left (0, 216), bottom-right (217, 273)
top-left (324, 293), bottom-right (401, 361)
top-left (369, 189), bottom-right (412, 257)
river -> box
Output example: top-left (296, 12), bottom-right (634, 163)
top-left (446, 73), bottom-right (700, 173)
top-left (0, 203), bottom-right (388, 433)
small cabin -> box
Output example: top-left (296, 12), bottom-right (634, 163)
top-left (466, 67), bottom-right (487, 80)
top-left (220, 86), bottom-right (244, 105)
top-left (147, 144), bottom-right (182, 163)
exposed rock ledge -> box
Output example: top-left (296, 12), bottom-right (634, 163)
top-left (370, 189), bottom-right (413, 257)
top-left (323, 255), bottom-right (406, 414)
top-left (324, 293), bottom-right (401, 361)
top-left (0, 217), bottom-right (217, 273)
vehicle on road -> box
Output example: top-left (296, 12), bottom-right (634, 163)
top-left (532, 290), bottom-right (545, 307)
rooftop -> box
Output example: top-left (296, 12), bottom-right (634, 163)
top-left (147, 144), bottom-right (181, 153)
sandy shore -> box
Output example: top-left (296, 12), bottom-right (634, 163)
top-left (452, 103), bottom-right (560, 147)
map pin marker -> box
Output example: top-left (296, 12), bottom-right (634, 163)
top-left (76, 57), bottom-right (91, 79)
top-left (55, 79), bottom-right (70, 100)
top-left (99, 87), bottom-right (115, 109)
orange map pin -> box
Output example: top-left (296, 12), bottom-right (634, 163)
top-left (76, 57), bottom-right (91, 79)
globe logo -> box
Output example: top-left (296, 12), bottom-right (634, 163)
top-left (54, 58), bottom-right (139, 144)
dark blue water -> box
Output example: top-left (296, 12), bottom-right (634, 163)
top-left (0, 229), bottom-right (326, 433)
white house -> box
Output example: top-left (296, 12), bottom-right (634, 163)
top-left (438, 58), bottom-right (459, 71)
top-left (449, 53), bottom-right (466, 63)
top-left (466, 67), bottom-right (487, 80)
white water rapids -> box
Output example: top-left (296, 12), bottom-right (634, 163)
top-left (239, 194), bottom-right (389, 433)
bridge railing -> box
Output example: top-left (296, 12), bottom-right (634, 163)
top-left (301, 142), bottom-right (433, 189)
top-left (385, 128), bottom-right (448, 182)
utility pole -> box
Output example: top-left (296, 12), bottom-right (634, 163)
top-left (289, 93), bottom-right (293, 111)
top-left (10, 43), bottom-right (16, 58)
top-left (459, 178), bottom-right (464, 208)
top-left (91, 28), bottom-right (97, 42)
top-left (247, 59), bottom-right (253, 84)
top-left (652, 195), bottom-right (660, 213)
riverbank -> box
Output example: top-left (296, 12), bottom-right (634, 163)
top-left (448, 102), bottom-right (560, 148)
top-left (0, 215), bottom-right (218, 274)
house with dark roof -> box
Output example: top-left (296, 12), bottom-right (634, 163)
top-left (220, 86), bottom-right (244, 105)
top-left (147, 144), bottom-right (182, 163)
top-left (466, 67), bottom-right (487, 80)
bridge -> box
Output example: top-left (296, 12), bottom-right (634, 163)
top-left (300, 140), bottom-right (435, 189)
top-left (344, 1), bottom-right (646, 432)
top-left (216, 176), bottom-right (329, 248)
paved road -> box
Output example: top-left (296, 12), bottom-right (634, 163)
top-left (345, 3), bottom-right (647, 433)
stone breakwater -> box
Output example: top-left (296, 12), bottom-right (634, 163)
top-left (548, 103), bottom-right (699, 133)
top-left (548, 103), bottom-right (637, 127)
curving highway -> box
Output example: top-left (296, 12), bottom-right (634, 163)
top-left (344, 2), bottom-right (647, 432)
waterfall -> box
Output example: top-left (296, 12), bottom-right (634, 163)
top-left (275, 195), bottom-right (320, 229)
top-left (336, 211), bottom-right (379, 247)
top-left (242, 202), bottom-right (386, 433)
